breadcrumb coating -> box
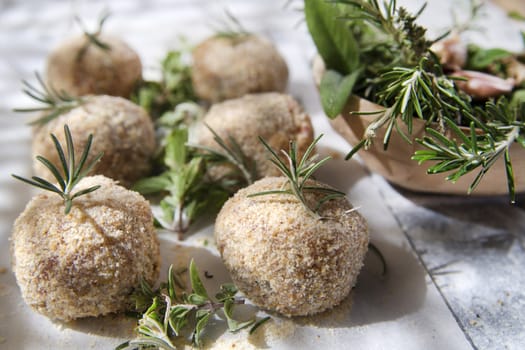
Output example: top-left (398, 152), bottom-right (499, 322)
top-left (192, 34), bottom-right (288, 102)
top-left (46, 34), bottom-right (142, 98)
top-left (214, 177), bottom-right (369, 317)
top-left (11, 175), bottom-right (160, 322)
top-left (32, 95), bottom-right (155, 188)
top-left (192, 93), bottom-right (314, 179)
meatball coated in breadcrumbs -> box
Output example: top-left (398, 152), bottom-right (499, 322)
top-left (192, 93), bottom-right (314, 179)
top-left (215, 177), bottom-right (369, 317)
top-left (46, 34), bottom-right (142, 98)
top-left (11, 176), bottom-right (160, 322)
top-left (32, 95), bottom-right (155, 187)
top-left (192, 34), bottom-right (288, 102)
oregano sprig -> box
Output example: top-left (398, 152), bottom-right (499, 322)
top-left (249, 134), bottom-right (346, 219)
top-left (117, 260), bottom-right (269, 350)
top-left (12, 124), bottom-right (103, 214)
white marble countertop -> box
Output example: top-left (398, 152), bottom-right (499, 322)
top-left (0, 1), bottom-right (523, 349)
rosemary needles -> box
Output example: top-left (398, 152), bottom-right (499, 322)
top-left (12, 124), bottom-right (103, 214)
top-left (250, 134), bottom-right (345, 219)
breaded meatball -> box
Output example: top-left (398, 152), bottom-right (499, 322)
top-left (191, 34), bottom-right (288, 102)
top-left (214, 177), bottom-right (369, 317)
top-left (192, 93), bottom-right (314, 180)
top-left (46, 34), bottom-right (142, 98)
top-left (11, 175), bottom-right (160, 322)
top-left (32, 95), bottom-right (155, 187)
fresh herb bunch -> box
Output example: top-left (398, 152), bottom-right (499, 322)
top-left (133, 128), bottom-right (230, 237)
top-left (12, 124), bottom-right (103, 214)
top-left (14, 72), bottom-right (84, 125)
top-left (117, 260), bottom-right (270, 349)
top-left (132, 48), bottom-right (196, 119)
top-left (249, 134), bottom-right (346, 219)
top-left (305, 0), bottom-right (525, 199)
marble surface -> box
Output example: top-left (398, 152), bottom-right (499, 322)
top-left (0, 0), bottom-right (523, 349)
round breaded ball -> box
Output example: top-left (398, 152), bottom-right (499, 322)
top-left (32, 95), bottom-right (155, 187)
top-left (46, 34), bottom-right (142, 98)
top-left (192, 34), bottom-right (288, 102)
top-left (214, 177), bottom-right (369, 317)
top-left (192, 93), bottom-right (314, 180)
top-left (11, 175), bottom-right (160, 322)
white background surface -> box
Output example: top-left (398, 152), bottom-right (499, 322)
top-left (1, 0), bottom-right (523, 349)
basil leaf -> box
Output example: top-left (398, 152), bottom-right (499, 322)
top-left (305, 0), bottom-right (360, 74)
top-left (320, 69), bottom-right (361, 118)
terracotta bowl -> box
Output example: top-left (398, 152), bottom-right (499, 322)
top-left (313, 58), bottom-right (525, 195)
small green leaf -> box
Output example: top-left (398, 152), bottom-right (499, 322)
top-left (133, 174), bottom-right (171, 194)
top-left (189, 259), bottom-right (209, 300)
top-left (223, 299), bottom-right (255, 332)
top-left (193, 311), bottom-right (211, 347)
top-left (165, 128), bottom-right (188, 169)
top-left (320, 69), bottom-right (361, 118)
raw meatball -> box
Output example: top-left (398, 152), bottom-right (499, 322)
top-left (192, 93), bottom-right (314, 180)
top-left (215, 177), bottom-right (369, 317)
top-left (32, 95), bottom-right (155, 187)
top-left (11, 175), bottom-right (160, 321)
top-left (192, 34), bottom-right (288, 102)
top-left (46, 34), bottom-right (142, 98)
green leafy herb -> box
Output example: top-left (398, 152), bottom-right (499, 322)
top-left (12, 124), bottom-right (103, 214)
top-left (117, 260), bottom-right (268, 350)
top-left (249, 134), bottom-right (345, 219)
top-left (132, 48), bottom-right (197, 119)
top-left (306, 0), bottom-right (525, 199)
top-left (13, 72), bottom-right (84, 125)
top-left (133, 128), bottom-right (230, 237)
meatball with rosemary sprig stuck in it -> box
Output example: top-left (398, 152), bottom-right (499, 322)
top-left (45, 13), bottom-right (142, 98)
top-left (11, 126), bottom-right (160, 322)
top-left (214, 136), bottom-right (369, 317)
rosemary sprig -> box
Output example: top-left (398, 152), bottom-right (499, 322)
top-left (117, 260), bottom-right (268, 349)
top-left (75, 10), bottom-right (112, 57)
top-left (13, 72), bottom-right (84, 125)
top-left (190, 124), bottom-right (257, 187)
top-left (212, 9), bottom-right (249, 38)
top-left (249, 134), bottom-right (346, 219)
top-left (413, 98), bottom-right (525, 202)
top-left (12, 125), bottom-right (103, 214)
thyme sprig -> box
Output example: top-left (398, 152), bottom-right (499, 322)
top-left (12, 125), bottom-right (103, 214)
top-left (249, 134), bottom-right (345, 219)
top-left (117, 260), bottom-right (269, 350)
top-left (14, 72), bottom-right (84, 125)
